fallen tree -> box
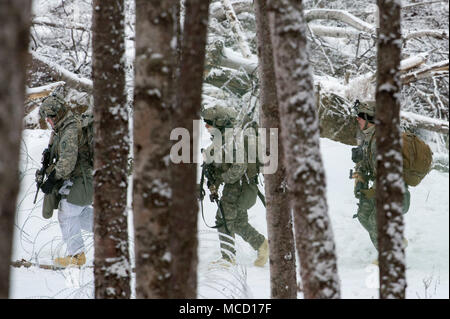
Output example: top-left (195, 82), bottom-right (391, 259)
top-left (317, 90), bottom-right (449, 147)
top-left (30, 51), bottom-right (93, 93)
top-left (27, 49), bottom-right (448, 144)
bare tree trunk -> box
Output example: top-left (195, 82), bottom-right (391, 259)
top-left (254, 0), bottom-right (298, 299)
top-left (0, 0), bottom-right (31, 299)
top-left (169, 0), bottom-right (211, 298)
top-left (92, 0), bottom-right (131, 298)
top-left (375, 0), bottom-right (407, 299)
top-left (133, 0), bottom-right (177, 298)
top-left (268, 0), bottom-right (340, 299)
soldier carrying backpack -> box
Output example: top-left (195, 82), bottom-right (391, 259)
top-left (200, 105), bottom-right (269, 268)
top-left (36, 93), bottom-right (94, 268)
top-left (350, 100), bottom-right (433, 252)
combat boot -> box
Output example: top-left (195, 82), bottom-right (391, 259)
top-left (254, 239), bottom-right (269, 267)
top-left (54, 252), bottom-right (86, 268)
top-left (403, 238), bottom-right (409, 249)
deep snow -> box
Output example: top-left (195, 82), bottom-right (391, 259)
top-left (9, 128), bottom-right (449, 299)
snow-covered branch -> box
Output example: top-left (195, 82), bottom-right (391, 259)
top-left (221, 0), bottom-right (252, 58)
top-left (402, 0), bottom-right (448, 9)
top-left (304, 9), bottom-right (376, 34)
top-left (32, 17), bottom-right (91, 33)
top-left (401, 111), bottom-right (449, 134)
top-left (30, 51), bottom-right (93, 93)
top-left (210, 0), bottom-right (253, 21)
top-left (401, 60), bottom-right (449, 85)
top-left (309, 24), bottom-right (370, 38)
top-left (205, 40), bottom-right (257, 74)
top-left (26, 81), bottom-right (65, 101)
top-left (400, 52), bottom-right (430, 72)
top-left (404, 29), bottom-right (448, 41)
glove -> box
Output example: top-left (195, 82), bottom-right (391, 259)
top-left (41, 148), bottom-right (51, 167)
top-left (40, 170), bottom-right (58, 194)
top-left (208, 184), bottom-right (219, 202)
top-left (352, 172), bottom-right (365, 186)
top-left (352, 172), bottom-right (365, 198)
top-left (35, 169), bottom-right (44, 184)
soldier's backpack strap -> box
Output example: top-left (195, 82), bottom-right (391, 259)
top-left (257, 186), bottom-right (266, 207)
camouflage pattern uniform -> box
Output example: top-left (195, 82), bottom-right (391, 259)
top-left (353, 101), bottom-right (410, 249)
top-left (38, 95), bottom-right (93, 257)
top-left (202, 106), bottom-right (266, 262)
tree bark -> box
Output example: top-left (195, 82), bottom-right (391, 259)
top-left (254, 0), bottom-right (298, 299)
top-left (375, 0), bottom-right (407, 299)
top-left (0, 0), bottom-right (31, 299)
top-left (169, 0), bottom-right (211, 299)
top-left (268, 0), bottom-right (340, 299)
top-left (92, 0), bottom-right (131, 298)
top-left (133, 0), bottom-right (177, 299)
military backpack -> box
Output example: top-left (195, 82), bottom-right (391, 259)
top-left (240, 113), bottom-right (262, 180)
top-left (401, 132), bottom-right (433, 186)
top-left (75, 112), bottom-right (94, 166)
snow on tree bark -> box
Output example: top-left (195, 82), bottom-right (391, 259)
top-left (254, 0), bottom-right (298, 299)
top-left (169, 0), bottom-right (211, 299)
top-left (268, 0), bottom-right (340, 299)
top-left (375, 0), bottom-right (407, 299)
top-left (133, 0), bottom-right (177, 298)
top-left (0, 0), bottom-right (31, 299)
top-left (92, 0), bottom-right (131, 299)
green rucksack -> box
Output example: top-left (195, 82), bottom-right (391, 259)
top-left (402, 132), bottom-right (433, 186)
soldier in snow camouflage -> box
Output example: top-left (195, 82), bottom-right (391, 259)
top-left (37, 93), bottom-right (93, 267)
top-left (201, 106), bottom-right (269, 267)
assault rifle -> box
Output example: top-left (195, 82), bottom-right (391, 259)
top-left (349, 145), bottom-right (369, 198)
top-left (33, 148), bottom-right (51, 204)
top-left (199, 161), bottom-right (230, 233)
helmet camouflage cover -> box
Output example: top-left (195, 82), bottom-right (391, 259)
top-left (354, 100), bottom-right (375, 122)
top-left (39, 94), bottom-right (67, 119)
top-left (201, 105), bottom-right (238, 128)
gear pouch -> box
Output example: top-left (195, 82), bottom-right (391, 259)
top-left (237, 181), bottom-right (258, 210)
top-left (42, 188), bottom-right (61, 219)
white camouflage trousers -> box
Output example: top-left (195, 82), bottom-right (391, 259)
top-left (58, 198), bottom-right (93, 256)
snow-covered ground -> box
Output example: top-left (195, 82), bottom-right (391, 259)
top-left (9, 128), bottom-right (449, 299)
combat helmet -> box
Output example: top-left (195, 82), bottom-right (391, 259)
top-left (201, 105), bottom-right (238, 129)
top-left (354, 99), bottom-right (375, 123)
top-left (39, 93), bottom-right (68, 123)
